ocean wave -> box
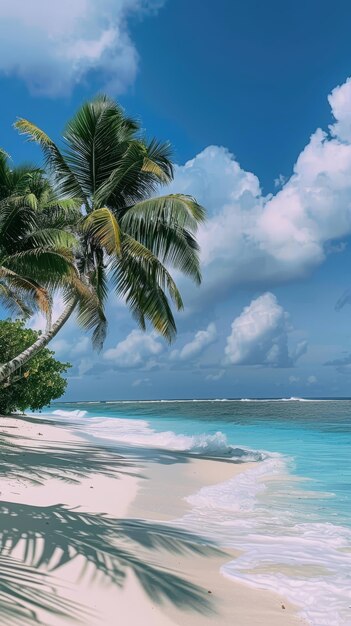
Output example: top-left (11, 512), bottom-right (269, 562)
top-left (176, 457), bottom-right (351, 626)
top-left (52, 409), bottom-right (88, 419)
top-left (240, 397), bottom-right (313, 402)
top-left (40, 408), bottom-right (263, 461)
top-left (51, 397), bottom-right (345, 407)
top-left (77, 416), bottom-right (263, 460)
top-left (186, 454), bottom-right (283, 511)
top-left (221, 521), bottom-right (351, 626)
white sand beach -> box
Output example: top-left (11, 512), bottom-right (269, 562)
top-left (0, 414), bottom-right (308, 626)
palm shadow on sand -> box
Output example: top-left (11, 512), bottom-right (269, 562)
top-left (0, 555), bottom-right (86, 626)
top-left (0, 433), bottom-right (137, 485)
top-left (0, 422), bottom-right (193, 488)
top-left (0, 501), bottom-right (221, 625)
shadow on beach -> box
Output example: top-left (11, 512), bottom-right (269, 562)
top-left (0, 433), bottom-right (136, 485)
top-left (0, 419), bottom-right (222, 625)
top-left (0, 501), bottom-right (220, 624)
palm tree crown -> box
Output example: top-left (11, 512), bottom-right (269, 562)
top-left (0, 150), bottom-right (79, 321)
top-left (16, 95), bottom-right (205, 346)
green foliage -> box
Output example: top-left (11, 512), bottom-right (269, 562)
top-left (15, 96), bottom-right (205, 346)
top-left (0, 319), bottom-right (70, 414)
top-left (0, 151), bottom-right (82, 320)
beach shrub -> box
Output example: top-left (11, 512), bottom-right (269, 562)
top-left (0, 319), bottom-right (71, 414)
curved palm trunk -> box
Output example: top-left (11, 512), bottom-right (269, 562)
top-left (0, 299), bottom-right (77, 384)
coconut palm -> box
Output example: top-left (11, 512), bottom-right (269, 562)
top-left (0, 96), bottom-right (205, 383)
top-left (0, 150), bottom-right (72, 319)
top-left (0, 151), bottom-right (82, 316)
top-left (0, 152), bottom-right (105, 384)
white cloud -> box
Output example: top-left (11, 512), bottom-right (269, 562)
top-left (170, 322), bottom-right (217, 361)
top-left (166, 77), bottom-right (351, 304)
top-left (29, 297), bottom-right (65, 332)
top-left (0, 0), bottom-right (164, 95)
top-left (50, 338), bottom-right (70, 355)
top-left (328, 77), bottom-right (351, 142)
top-left (71, 336), bottom-right (90, 356)
top-left (103, 330), bottom-right (163, 368)
top-left (51, 335), bottom-right (90, 356)
top-left (224, 293), bottom-right (307, 368)
top-left (78, 358), bottom-right (94, 377)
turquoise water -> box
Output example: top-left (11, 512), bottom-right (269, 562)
top-left (44, 399), bottom-right (351, 625)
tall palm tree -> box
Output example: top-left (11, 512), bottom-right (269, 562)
top-left (0, 96), bottom-right (205, 383)
top-left (0, 152), bottom-right (104, 384)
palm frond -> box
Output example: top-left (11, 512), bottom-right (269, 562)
top-left (0, 267), bottom-right (50, 315)
top-left (0, 202), bottom-right (36, 252)
top-left (141, 138), bottom-right (173, 182)
top-left (21, 228), bottom-right (78, 251)
top-left (24, 192), bottom-right (37, 210)
top-left (83, 207), bottom-right (121, 256)
top-left (4, 249), bottom-right (74, 291)
top-left (122, 235), bottom-right (183, 310)
top-left (120, 194), bottom-right (204, 283)
top-left (14, 118), bottom-right (86, 202)
top-left (0, 282), bottom-right (33, 319)
top-left (112, 235), bottom-right (184, 341)
top-left (63, 275), bottom-right (107, 350)
top-left (90, 253), bottom-right (109, 307)
top-left (63, 98), bottom-right (136, 198)
top-left (121, 193), bottom-right (205, 230)
top-left (92, 140), bottom-right (149, 208)
top-left (141, 157), bottom-right (170, 182)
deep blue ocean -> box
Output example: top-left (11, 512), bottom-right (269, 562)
top-left (43, 398), bottom-right (351, 626)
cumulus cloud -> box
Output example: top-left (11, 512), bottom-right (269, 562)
top-left (50, 338), bottom-right (70, 355)
top-left (224, 293), bottom-right (307, 368)
top-left (170, 322), bottom-right (217, 361)
top-left (50, 335), bottom-right (91, 380)
top-left (165, 77), bottom-right (351, 304)
top-left (0, 0), bottom-right (164, 95)
top-left (103, 330), bottom-right (163, 368)
top-left (71, 337), bottom-right (91, 356)
top-left (51, 335), bottom-right (90, 357)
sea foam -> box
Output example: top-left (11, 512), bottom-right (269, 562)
top-left (80, 416), bottom-right (263, 460)
top-left (45, 405), bottom-right (351, 624)
top-left (176, 456), bottom-right (351, 626)
top-left (52, 409), bottom-right (88, 419)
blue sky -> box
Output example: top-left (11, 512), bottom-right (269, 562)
top-left (2, 0), bottom-right (351, 399)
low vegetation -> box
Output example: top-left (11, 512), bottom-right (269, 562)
top-left (0, 319), bottom-right (70, 414)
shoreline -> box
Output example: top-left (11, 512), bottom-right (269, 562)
top-left (0, 413), bottom-right (307, 625)
top-left (129, 453), bottom-right (308, 626)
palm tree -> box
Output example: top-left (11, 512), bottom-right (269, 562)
top-left (0, 151), bottom-right (104, 385)
top-left (0, 150), bottom-right (71, 319)
top-left (0, 96), bottom-right (204, 383)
